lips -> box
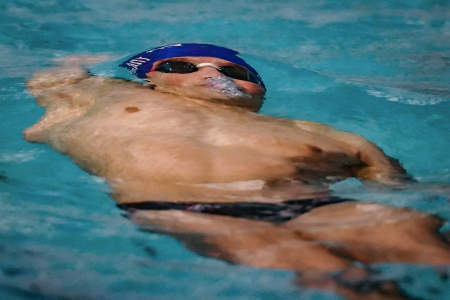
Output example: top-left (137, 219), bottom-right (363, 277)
top-left (205, 77), bottom-right (251, 99)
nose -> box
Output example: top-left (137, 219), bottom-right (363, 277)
top-left (196, 63), bottom-right (224, 79)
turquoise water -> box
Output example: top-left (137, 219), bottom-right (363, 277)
top-left (1, 0), bottom-right (449, 299)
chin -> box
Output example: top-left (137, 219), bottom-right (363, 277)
top-left (226, 95), bottom-right (263, 112)
top-left (191, 87), bottom-right (263, 112)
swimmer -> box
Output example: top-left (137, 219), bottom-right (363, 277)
top-left (24, 44), bottom-right (450, 299)
top-left (24, 44), bottom-right (412, 204)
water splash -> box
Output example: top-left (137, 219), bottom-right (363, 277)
top-left (0, 150), bottom-right (42, 163)
top-left (366, 86), bottom-right (447, 106)
top-left (206, 76), bottom-right (251, 98)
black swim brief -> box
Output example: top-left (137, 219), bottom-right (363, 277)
top-left (117, 196), bottom-right (351, 223)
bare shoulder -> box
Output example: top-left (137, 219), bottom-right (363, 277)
top-left (27, 55), bottom-right (111, 94)
top-left (24, 55), bottom-right (124, 142)
top-left (293, 120), bottom-right (367, 145)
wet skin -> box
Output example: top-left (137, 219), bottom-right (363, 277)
top-left (24, 56), bottom-right (450, 299)
top-left (24, 56), bottom-right (410, 203)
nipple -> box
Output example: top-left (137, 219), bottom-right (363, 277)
top-left (206, 77), bottom-right (251, 99)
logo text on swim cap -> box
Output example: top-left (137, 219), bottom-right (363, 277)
top-left (126, 56), bottom-right (151, 73)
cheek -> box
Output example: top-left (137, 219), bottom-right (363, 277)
top-left (147, 73), bottom-right (200, 87)
top-left (235, 81), bottom-right (266, 97)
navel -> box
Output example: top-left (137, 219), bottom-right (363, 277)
top-left (125, 106), bottom-right (140, 113)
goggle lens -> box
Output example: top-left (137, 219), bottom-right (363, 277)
top-left (155, 61), bottom-right (198, 73)
top-left (219, 65), bottom-right (258, 84)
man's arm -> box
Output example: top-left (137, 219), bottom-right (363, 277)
top-left (293, 120), bottom-right (414, 186)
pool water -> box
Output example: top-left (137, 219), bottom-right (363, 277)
top-left (1, 0), bottom-right (449, 299)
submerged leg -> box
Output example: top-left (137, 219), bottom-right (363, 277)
top-left (126, 205), bottom-right (436, 300)
top-left (283, 202), bottom-right (450, 265)
top-left (129, 209), bottom-right (351, 272)
top-left (298, 267), bottom-right (410, 300)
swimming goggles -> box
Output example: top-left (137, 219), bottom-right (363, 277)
top-left (153, 60), bottom-right (260, 84)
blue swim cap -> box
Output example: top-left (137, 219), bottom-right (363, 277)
top-left (119, 43), bottom-right (265, 88)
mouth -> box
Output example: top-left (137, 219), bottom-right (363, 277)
top-left (205, 77), bottom-right (252, 99)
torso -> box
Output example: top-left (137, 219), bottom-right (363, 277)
top-left (44, 77), bottom-right (362, 203)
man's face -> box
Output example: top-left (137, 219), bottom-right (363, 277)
top-left (145, 56), bottom-right (266, 112)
